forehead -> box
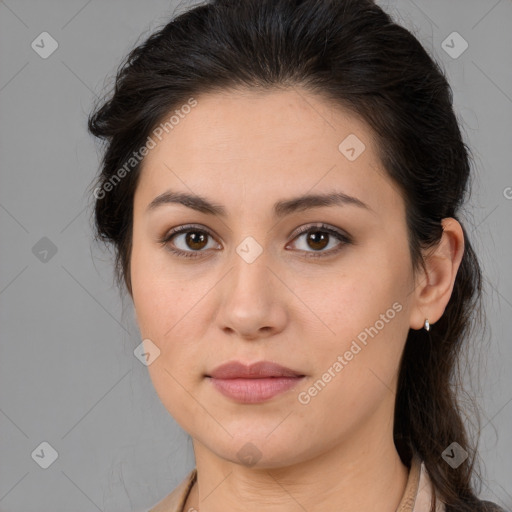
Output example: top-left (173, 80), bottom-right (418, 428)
top-left (150, 87), bottom-right (370, 153)
top-left (135, 88), bottom-right (403, 218)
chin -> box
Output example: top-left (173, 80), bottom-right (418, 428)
top-left (199, 431), bottom-right (311, 470)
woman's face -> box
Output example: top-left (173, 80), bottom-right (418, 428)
top-left (130, 88), bottom-right (419, 468)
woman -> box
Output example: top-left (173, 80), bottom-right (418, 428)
top-left (87, 0), bottom-right (508, 510)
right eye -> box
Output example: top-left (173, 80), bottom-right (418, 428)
top-left (159, 225), bottom-right (221, 259)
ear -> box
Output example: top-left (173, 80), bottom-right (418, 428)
top-left (409, 217), bottom-right (465, 330)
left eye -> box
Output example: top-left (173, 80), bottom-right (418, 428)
top-left (159, 223), bottom-right (351, 259)
top-left (287, 224), bottom-right (351, 258)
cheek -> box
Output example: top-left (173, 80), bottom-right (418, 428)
top-left (295, 246), bottom-right (411, 397)
top-left (130, 240), bottom-right (209, 383)
top-left (294, 247), bottom-right (408, 336)
top-left (130, 237), bottom-right (188, 336)
top-left (131, 254), bottom-right (206, 430)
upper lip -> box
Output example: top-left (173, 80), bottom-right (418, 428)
top-left (207, 361), bottom-right (304, 379)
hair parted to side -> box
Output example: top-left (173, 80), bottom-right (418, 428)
top-left (87, 1), bottom-right (496, 511)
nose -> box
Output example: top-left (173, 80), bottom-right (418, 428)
top-left (214, 250), bottom-right (288, 341)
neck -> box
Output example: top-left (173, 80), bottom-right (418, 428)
top-left (186, 422), bottom-right (409, 512)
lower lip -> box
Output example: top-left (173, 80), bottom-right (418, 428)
top-left (208, 376), bottom-right (304, 403)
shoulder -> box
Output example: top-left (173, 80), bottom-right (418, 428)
top-left (148, 469), bottom-right (197, 512)
top-left (414, 457), bottom-right (509, 512)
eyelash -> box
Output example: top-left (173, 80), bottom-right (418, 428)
top-left (158, 223), bottom-right (352, 260)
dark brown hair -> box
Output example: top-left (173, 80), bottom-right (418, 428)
top-left (87, 1), bottom-right (504, 510)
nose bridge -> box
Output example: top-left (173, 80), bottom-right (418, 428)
top-left (215, 233), bottom-right (287, 338)
top-left (229, 233), bottom-right (274, 302)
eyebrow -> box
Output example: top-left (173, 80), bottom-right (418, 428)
top-left (146, 189), bottom-right (374, 217)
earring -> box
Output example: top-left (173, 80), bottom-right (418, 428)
top-left (424, 318), bottom-right (430, 331)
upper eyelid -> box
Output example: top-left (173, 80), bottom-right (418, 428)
top-left (162, 222), bottom-right (350, 245)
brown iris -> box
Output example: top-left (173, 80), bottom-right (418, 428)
top-left (185, 231), bottom-right (208, 250)
top-left (306, 231), bottom-right (329, 251)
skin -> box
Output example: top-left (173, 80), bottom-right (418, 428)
top-left (130, 88), bottom-right (464, 512)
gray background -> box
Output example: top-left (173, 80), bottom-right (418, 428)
top-left (0, 0), bottom-right (511, 510)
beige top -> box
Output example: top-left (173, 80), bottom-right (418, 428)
top-left (149, 452), bottom-right (445, 512)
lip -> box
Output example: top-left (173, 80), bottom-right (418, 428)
top-left (206, 361), bottom-right (305, 404)
top-left (208, 360), bottom-right (304, 379)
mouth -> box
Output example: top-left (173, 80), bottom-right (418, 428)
top-left (205, 360), bottom-right (305, 404)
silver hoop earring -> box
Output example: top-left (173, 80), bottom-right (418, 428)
top-left (424, 318), bottom-right (430, 331)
